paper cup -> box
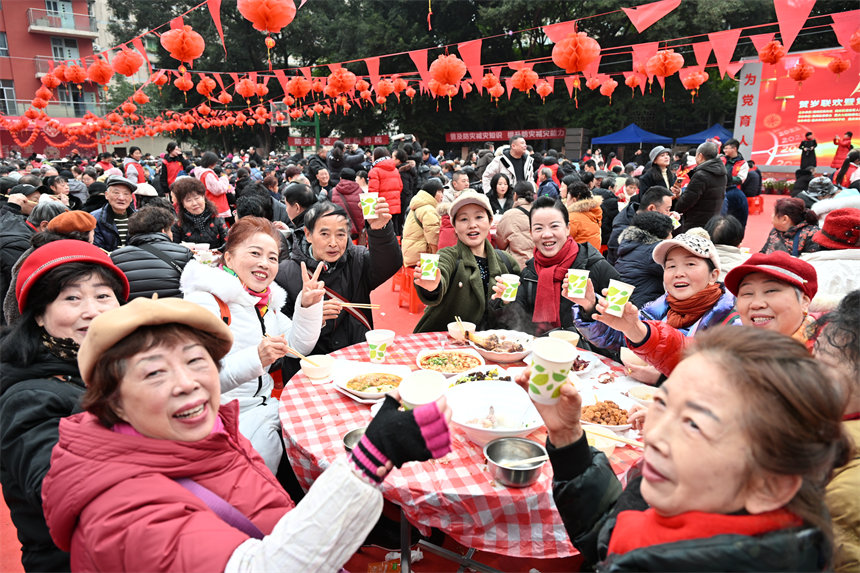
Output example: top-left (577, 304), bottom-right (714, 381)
top-left (566, 269), bottom-right (590, 298)
top-left (740, 247), bottom-right (751, 255)
top-left (548, 329), bottom-right (580, 348)
top-left (419, 253), bottom-right (440, 280)
top-left (365, 329), bottom-right (395, 363)
top-left (604, 279), bottom-right (635, 317)
top-left (399, 370), bottom-right (448, 410)
top-left (359, 192), bottom-right (379, 219)
top-left (529, 337), bottom-right (578, 405)
top-left (499, 273), bottom-right (520, 302)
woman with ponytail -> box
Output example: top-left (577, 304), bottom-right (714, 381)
top-left (761, 197), bottom-right (821, 255)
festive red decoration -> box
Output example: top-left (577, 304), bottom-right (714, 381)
top-left (536, 80), bottom-right (553, 102)
top-left (312, 78), bottom-right (324, 93)
top-left (827, 55), bottom-right (851, 76)
top-left (788, 60), bottom-right (813, 86)
top-left (405, 86), bottom-right (417, 100)
top-left (151, 70), bottom-right (169, 88)
top-left (680, 69), bottom-right (709, 102)
top-left (851, 29), bottom-right (860, 53)
top-left (393, 76), bottom-right (407, 95)
top-left (35, 86), bottom-right (53, 101)
top-left (286, 76), bottom-right (311, 99)
top-left (65, 64), bottom-right (88, 87)
top-left (599, 78), bottom-right (618, 103)
top-left (238, 0), bottom-right (296, 33)
top-left (174, 73), bottom-right (194, 98)
top-left (360, 89), bottom-right (372, 102)
top-left (283, 95), bottom-right (295, 106)
top-left (160, 25), bottom-right (205, 69)
top-left (52, 65), bottom-right (68, 83)
top-left (482, 72), bottom-right (500, 90)
top-left (112, 47), bottom-right (145, 77)
top-left (511, 68), bottom-right (538, 93)
top-left (429, 54), bottom-right (467, 89)
top-left (488, 83), bottom-right (504, 99)
top-left (198, 102), bottom-right (212, 116)
top-left (31, 98), bottom-right (48, 110)
top-left (376, 79), bottom-right (395, 98)
top-left (551, 32), bottom-right (601, 74)
top-left (41, 74), bottom-right (62, 89)
top-left (265, 36), bottom-right (276, 50)
top-left (24, 108), bottom-right (41, 120)
top-left (356, 79), bottom-right (370, 93)
top-left (255, 83), bottom-right (269, 98)
top-left (585, 77), bottom-right (601, 90)
top-left (121, 102), bottom-right (137, 115)
top-left (196, 74), bottom-right (217, 97)
top-left (625, 74), bottom-right (641, 96)
top-left (236, 78), bottom-right (256, 102)
top-left (327, 68), bottom-right (357, 95)
top-left (133, 91), bottom-right (150, 105)
top-left (645, 50), bottom-right (684, 79)
top-left (461, 81), bottom-right (473, 96)
top-left (758, 40), bottom-right (786, 65)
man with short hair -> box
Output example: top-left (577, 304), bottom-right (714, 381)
top-left (443, 170), bottom-right (470, 201)
top-left (673, 141), bottom-right (727, 234)
top-left (481, 135), bottom-right (534, 192)
top-left (313, 168), bottom-right (333, 200)
top-left (722, 139), bottom-right (750, 229)
top-left (475, 141), bottom-right (495, 179)
top-left (306, 146), bottom-right (328, 181)
top-left (92, 176), bottom-right (137, 251)
top-left (537, 167), bottom-right (560, 199)
top-left (606, 186), bottom-right (674, 264)
top-left (123, 146), bottom-right (148, 184)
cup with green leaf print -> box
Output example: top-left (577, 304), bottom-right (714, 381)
top-left (566, 268), bottom-right (590, 299)
top-left (358, 192), bottom-right (379, 220)
top-left (528, 337), bottom-right (577, 405)
top-left (604, 279), bottom-right (636, 318)
top-left (365, 329), bottom-right (395, 363)
top-left (419, 253), bottom-right (440, 281)
top-left (499, 274), bottom-right (520, 302)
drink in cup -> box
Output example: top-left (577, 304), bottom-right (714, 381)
top-left (499, 273), bottom-right (520, 302)
top-left (528, 337), bottom-right (577, 405)
top-left (365, 329), bottom-right (395, 363)
top-left (419, 253), bottom-right (440, 280)
top-left (604, 279), bottom-right (635, 317)
top-left (359, 192), bottom-right (379, 219)
top-left (548, 329), bottom-right (580, 348)
top-left (566, 269), bottom-right (590, 298)
top-left (399, 370), bottom-right (447, 410)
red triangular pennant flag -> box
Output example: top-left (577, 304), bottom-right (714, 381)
top-left (299, 67), bottom-right (311, 80)
top-left (773, 0), bottom-right (816, 51)
top-left (206, 0), bottom-right (227, 56)
top-left (543, 20), bottom-right (576, 43)
top-left (228, 72), bottom-right (240, 85)
top-left (458, 39), bottom-right (483, 94)
top-left (327, 63), bottom-right (341, 73)
top-left (632, 42), bottom-right (659, 79)
top-left (170, 16), bottom-right (184, 30)
top-left (830, 10), bottom-right (860, 52)
top-left (365, 57), bottom-right (380, 91)
top-left (273, 69), bottom-right (288, 92)
top-left (131, 37), bottom-right (153, 76)
top-left (213, 72), bottom-right (226, 91)
top-left (622, 0), bottom-right (682, 33)
top-left (583, 54), bottom-right (602, 78)
top-left (708, 29), bottom-right (741, 78)
top-left (408, 49), bottom-right (430, 94)
top-left (692, 41), bottom-right (712, 69)
top-left (725, 61), bottom-right (744, 79)
top-left (490, 65), bottom-right (503, 80)
top-left (748, 32), bottom-right (776, 55)
top-left (563, 76), bottom-right (578, 97)
top-left (504, 77), bottom-right (515, 99)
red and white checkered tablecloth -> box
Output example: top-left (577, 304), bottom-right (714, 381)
top-left (278, 332), bottom-right (643, 559)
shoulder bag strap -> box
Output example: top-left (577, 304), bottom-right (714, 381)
top-left (324, 285), bottom-right (372, 331)
top-left (174, 478), bottom-right (264, 539)
top-left (211, 294), bottom-right (231, 326)
top-left (791, 231), bottom-right (802, 257)
top-left (135, 242), bottom-right (184, 274)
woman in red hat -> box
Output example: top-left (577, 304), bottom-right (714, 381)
top-left (801, 207), bottom-right (860, 312)
top-left (0, 240), bottom-right (128, 572)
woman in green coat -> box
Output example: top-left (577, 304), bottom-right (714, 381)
top-left (413, 191), bottom-right (519, 333)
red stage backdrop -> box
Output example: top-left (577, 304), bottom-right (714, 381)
top-left (738, 48), bottom-right (860, 169)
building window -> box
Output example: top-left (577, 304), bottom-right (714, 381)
top-left (0, 33), bottom-right (7, 57)
top-left (51, 37), bottom-right (78, 61)
top-left (0, 79), bottom-right (17, 115)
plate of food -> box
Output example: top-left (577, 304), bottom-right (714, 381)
top-left (451, 365), bottom-right (512, 386)
top-left (626, 384), bottom-right (657, 406)
top-left (568, 352), bottom-right (597, 377)
top-left (416, 348), bottom-right (484, 377)
top-left (446, 380), bottom-right (543, 446)
top-left (580, 399), bottom-right (633, 432)
top-left (331, 362), bottom-right (412, 400)
top-left (465, 330), bottom-right (533, 363)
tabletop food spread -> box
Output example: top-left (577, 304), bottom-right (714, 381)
top-left (278, 331), bottom-right (645, 559)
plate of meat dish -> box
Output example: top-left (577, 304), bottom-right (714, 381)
top-left (465, 330), bottom-right (533, 363)
top-left (580, 400), bottom-right (633, 432)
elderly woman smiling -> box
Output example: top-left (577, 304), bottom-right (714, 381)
top-left (40, 297), bottom-right (452, 572)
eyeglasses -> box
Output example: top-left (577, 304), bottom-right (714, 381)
top-left (108, 188), bottom-right (132, 197)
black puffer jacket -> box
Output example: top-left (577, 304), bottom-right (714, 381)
top-left (637, 164), bottom-right (676, 193)
top-left (675, 158), bottom-right (726, 234)
top-left (275, 222), bottom-right (402, 355)
top-left (593, 187), bottom-right (619, 246)
top-left (110, 232), bottom-right (194, 300)
top-left (0, 348), bottom-right (84, 573)
top-left (171, 209), bottom-right (229, 250)
top-left (550, 434), bottom-right (828, 571)
top-left (614, 225), bottom-right (665, 308)
top-left (0, 214), bottom-right (34, 324)
top-left (606, 201), bottom-right (638, 265)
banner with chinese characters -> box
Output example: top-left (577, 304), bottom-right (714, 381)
top-left (446, 128), bottom-right (567, 143)
top-left (287, 136), bottom-right (390, 147)
top-left (744, 49), bottom-right (860, 169)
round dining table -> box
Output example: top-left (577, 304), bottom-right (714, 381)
top-left (278, 332), bottom-right (644, 562)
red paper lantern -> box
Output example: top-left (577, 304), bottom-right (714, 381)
top-left (65, 64), bottom-right (87, 87)
top-left (112, 47), bottom-right (144, 77)
top-left (35, 86), bottom-right (53, 101)
top-left (645, 50), bottom-right (684, 79)
top-left (24, 107), bottom-right (41, 120)
top-left (788, 60), bottom-right (814, 86)
top-left (218, 91), bottom-right (233, 105)
top-left (41, 74), bottom-right (62, 89)
top-left (585, 77), bottom-right (601, 90)
top-left (625, 74), bottom-right (641, 96)
top-left (198, 103), bottom-right (212, 116)
top-left (758, 40), bottom-right (786, 65)
top-left (255, 83), bottom-right (269, 98)
top-left (393, 76), bottom-right (407, 94)
top-left (238, 0), bottom-right (296, 33)
top-left (289, 108), bottom-right (303, 119)
top-left (376, 95), bottom-right (387, 105)
top-left (31, 98), bottom-right (48, 110)
top-left (236, 78), bottom-right (256, 102)
top-left (151, 70), bottom-right (169, 88)
top-left (327, 68), bottom-right (357, 95)
top-left (536, 80), bottom-right (553, 101)
top-left (376, 79), bottom-right (395, 98)
top-left (360, 89), bottom-right (372, 101)
top-left (286, 76), bottom-right (311, 100)
top-left (851, 29), bottom-right (860, 53)
top-left (356, 79), bottom-right (370, 93)
top-left (405, 86), bottom-right (417, 100)
top-left (174, 73), bottom-right (194, 93)
top-left (312, 78), bottom-right (324, 93)
top-left (551, 32), bottom-right (601, 74)
top-left (511, 68), bottom-right (538, 93)
top-left (482, 72), bottom-right (499, 90)
top-left (121, 101), bottom-right (137, 115)
top-left (488, 83), bottom-right (505, 99)
top-left (681, 70), bottom-right (709, 102)
top-left (133, 91), bottom-right (150, 105)
top-left (429, 54), bottom-right (467, 88)
top-left (461, 81), bottom-right (472, 96)
top-left (599, 78), bottom-right (618, 103)
top-left (827, 56), bottom-right (851, 76)
top-left (160, 25), bottom-right (205, 69)
top-left (196, 74), bottom-right (217, 97)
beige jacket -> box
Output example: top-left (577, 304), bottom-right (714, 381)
top-left (495, 204), bottom-right (534, 268)
top-left (401, 190), bottom-right (441, 266)
top-left (828, 419), bottom-right (860, 572)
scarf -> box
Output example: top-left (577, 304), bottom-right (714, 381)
top-left (40, 329), bottom-right (80, 361)
top-left (222, 265), bottom-right (270, 316)
top-left (665, 283), bottom-right (723, 329)
top-left (184, 210), bottom-right (212, 234)
top-left (532, 237), bottom-right (579, 327)
top-left (607, 508), bottom-right (802, 557)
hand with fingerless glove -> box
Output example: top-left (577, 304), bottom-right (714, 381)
top-left (350, 395), bottom-right (451, 484)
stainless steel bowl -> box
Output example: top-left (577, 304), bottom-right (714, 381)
top-left (483, 437), bottom-right (547, 488)
top-left (342, 427), bottom-right (367, 452)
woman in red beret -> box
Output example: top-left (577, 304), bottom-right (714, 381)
top-left (801, 207), bottom-right (860, 312)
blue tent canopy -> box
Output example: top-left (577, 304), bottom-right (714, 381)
top-left (676, 124), bottom-right (734, 145)
top-left (591, 123), bottom-right (672, 145)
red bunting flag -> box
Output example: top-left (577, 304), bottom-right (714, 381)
top-left (622, 0), bottom-right (682, 34)
top-left (632, 42), bottom-right (659, 79)
top-left (542, 21), bottom-right (576, 43)
top-left (206, 0), bottom-right (227, 56)
top-left (299, 67), bottom-right (311, 80)
top-left (458, 39), bottom-right (484, 94)
top-left (408, 49), bottom-right (431, 94)
top-left (725, 61), bottom-right (744, 79)
top-left (131, 37), bottom-right (153, 76)
top-left (773, 0), bottom-right (816, 51)
top-left (830, 10), bottom-right (860, 52)
top-left (748, 32), bottom-right (776, 55)
top-left (692, 41), bottom-right (712, 69)
top-left (708, 29), bottom-right (741, 78)
top-left (365, 57), bottom-right (380, 91)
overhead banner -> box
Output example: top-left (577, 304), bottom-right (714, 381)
top-left (288, 136), bottom-right (390, 146)
top-left (446, 128), bottom-right (566, 143)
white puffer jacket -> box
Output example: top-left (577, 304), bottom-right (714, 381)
top-left (800, 249), bottom-right (860, 312)
top-left (181, 260), bottom-right (323, 471)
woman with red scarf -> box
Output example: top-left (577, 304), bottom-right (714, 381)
top-left (492, 196), bottom-right (618, 336)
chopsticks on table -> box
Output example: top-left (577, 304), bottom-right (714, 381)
top-left (338, 302), bottom-right (380, 309)
top-left (584, 427), bottom-right (644, 448)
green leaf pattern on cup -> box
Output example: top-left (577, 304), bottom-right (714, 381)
top-left (532, 373), bottom-right (549, 385)
top-left (369, 342), bottom-right (387, 360)
top-left (360, 197), bottom-right (376, 216)
top-left (503, 284), bottom-right (518, 299)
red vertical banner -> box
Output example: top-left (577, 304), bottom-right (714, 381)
top-left (773, 0), bottom-right (816, 51)
top-left (708, 29), bottom-right (741, 78)
top-left (457, 39), bottom-right (483, 94)
top-left (206, 0), bottom-right (227, 56)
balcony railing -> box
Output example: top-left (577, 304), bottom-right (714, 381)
top-left (2, 98), bottom-right (106, 119)
top-left (27, 8), bottom-right (98, 38)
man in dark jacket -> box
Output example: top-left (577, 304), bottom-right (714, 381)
top-left (741, 160), bottom-right (762, 197)
top-left (673, 141), bottom-right (727, 234)
top-left (306, 146), bottom-right (328, 181)
top-left (110, 204), bottom-right (193, 300)
top-left (275, 198), bottom-right (402, 356)
top-left (606, 186), bottom-right (673, 265)
top-left (91, 176), bottom-right (137, 251)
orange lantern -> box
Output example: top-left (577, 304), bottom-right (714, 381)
top-left (645, 49), bottom-right (684, 101)
top-left (511, 68), bottom-right (538, 94)
top-left (217, 91), bottom-right (233, 106)
top-left (35, 86), bottom-right (53, 101)
top-left (327, 68), bottom-right (357, 95)
top-left (827, 56), bottom-right (851, 76)
top-left (24, 108), bottom-right (41, 120)
top-left (133, 90), bottom-right (150, 105)
top-left (585, 77), bottom-right (601, 90)
top-left (376, 79), bottom-right (395, 99)
top-left (680, 70), bottom-right (708, 102)
top-left (286, 76), bottom-right (311, 100)
top-left (312, 78), bottom-right (324, 93)
top-left (66, 64), bottom-right (87, 88)
top-left (625, 74), bottom-right (641, 96)
top-left (160, 25), bottom-right (205, 71)
top-left (599, 78), bottom-right (618, 104)
top-left (551, 31), bottom-right (601, 74)
top-left (429, 54), bottom-right (466, 89)
top-left (237, 0), bottom-right (296, 45)
top-left (198, 103), bottom-right (211, 116)
top-left (289, 108), bottom-right (303, 119)
top-left (121, 101), bottom-right (137, 115)
top-left (461, 81), bottom-right (472, 96)
top-left (283, 95), bottom-right (295, 106)
top-left (151, 70), bottom-right (169, 90)
top-left (236, 78), bottom-right (256, 103)
top-left (405, 85), bottom-right (417, 100)
top-left (41, 73), bottom-right (62, 89)
top-left (376, 95), bottom-right (387, 105)
top-left (255, 83), bottom-right (269, 98)
top-left (360, 89), bottom-right (372, 102)
top-left (851, 29), bottom-right (860, 53)
top-left (196, 74), bottom-right (217, 97)
top-left (52, 64), bottom-right (68, 83)
top-left (788, 60), bottom-right (813, 87)
top-left (482, 72), bottom-right (499, 90)
top-left (536, 80), bottom-right (553, 102)
top-left (488, 83), bottom-right (505, 100)
top-left (112, 46), bottom-right (144, 77)
top-left (758, 40), bottom-right (786, 65)
top-left (392, 76), bottom-right (407, 100)
top-left (31, 98), bottom-right (48, 110)
top-left (356, 79), bottom-right (370, 93)
top-left (174, 73), bottom-right (194, 102)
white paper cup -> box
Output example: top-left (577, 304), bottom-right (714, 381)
top-left (529, 337), bottom-right (578, 405)
top-left (499, 273), bottom-right (520, 302)
top-left (365, 329), bottom-right (395, 363)
top-left (399, 370), bottom-right (448, 410)
top-left (359, 192), bottom-right (379, 219)
top-left (419, 253), bottom-right (440, 280)
top-left (548, 329), bottom-right (580, 348)
top-left (566, 269), bottom-right (590, 298)
top-left (604, 279), bottom-right (635, 317)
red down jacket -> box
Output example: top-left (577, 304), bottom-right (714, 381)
top-left (42, 401), bottom-right (294, 572)
top-left (368, 158), bottom-right (403, 214)
top-left (628, 320), bottom-right (690, 376)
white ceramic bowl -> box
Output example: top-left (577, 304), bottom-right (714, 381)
top-left (300, 355), bottom-right (335, 380)
top-left (447, 321), bottom-right (476, 341)
top-left (399, 370), bottom-right (449, 410)
top-left (446, 380), bottom-right (543, 446)
top-left (627, 384), bottom-right (657, 406)
top-left (415, 348), bottom-right (485, 377)
top-left (466, 330), bottom-right (533, 363)
top-left (619, 347), bottom-right (649, 368)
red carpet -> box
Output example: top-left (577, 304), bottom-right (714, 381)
top-left (0, 196), bottom-right (778, 572)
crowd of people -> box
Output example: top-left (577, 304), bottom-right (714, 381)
top-left (0, 133), bottom-right (858, 572)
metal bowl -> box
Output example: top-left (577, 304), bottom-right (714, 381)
top-left (342, 427), bottom-right (367, 452)
top-left (483, 437), bottom-right (547, 488)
